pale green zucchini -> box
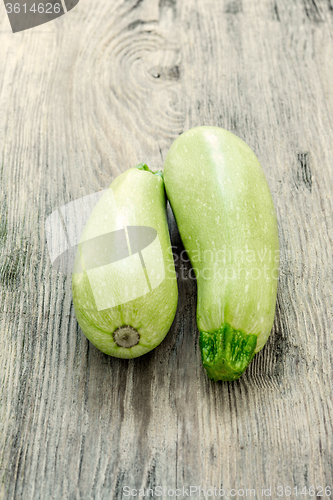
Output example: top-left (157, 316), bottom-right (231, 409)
top-left (163, 126), bottom-right (279, 381)
top-left (72, 164), bottom-right (178, 358)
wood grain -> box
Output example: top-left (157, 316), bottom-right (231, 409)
top-left (0, 0), bottom-right (333, 498)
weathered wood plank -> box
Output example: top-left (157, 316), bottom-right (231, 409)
top-left (0, 0), bottom-right (333, 498)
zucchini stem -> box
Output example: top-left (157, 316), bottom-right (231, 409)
top-left (136, 163), bottom-right (163, 178)
top-left (199, 323), bottom-right (258, 381)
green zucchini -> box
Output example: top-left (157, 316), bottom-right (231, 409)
top-left (163, 126), bottom-right (279, 381)
top-left (72, 164), bottom-right (178, 358)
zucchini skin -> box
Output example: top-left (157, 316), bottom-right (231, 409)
top-left (163, 126), bottom-right (279, 381)
top-left (72, 165), bottom-right (178, 358)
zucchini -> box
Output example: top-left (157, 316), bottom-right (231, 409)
top-left (163, 126), bottom-right (279, 381)
top-left (72, 164), bottom-right (178, 358)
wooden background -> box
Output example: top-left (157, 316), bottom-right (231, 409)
top-left (1, 0), bottom-right (333, 498)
